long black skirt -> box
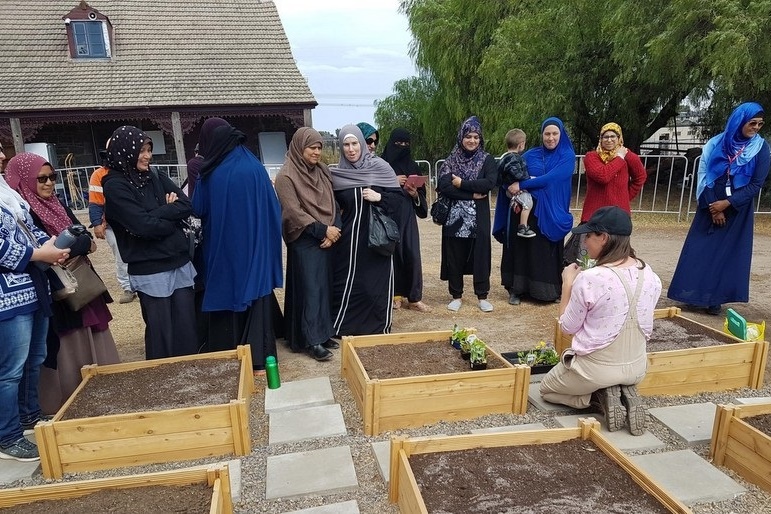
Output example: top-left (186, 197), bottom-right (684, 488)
top-left (500, 209), bottom-right (563, 302)
top-left (205, 293), bottom-right (283, 370)
top-left (284, 233), bottom-right (334, 352)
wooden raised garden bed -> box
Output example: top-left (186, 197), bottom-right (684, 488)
top-left (35, 346), bottom-right (254, 479)
top-left (554, 307), bottom-right (768, 396)
top-left (710, 402), bottom-right (771, 493)
top-left (388, 418), bottom-right (691, 513)
top-left (340, 330), bottom-right (530, 436)
top-left (0, 464), bottom-right (233, 513)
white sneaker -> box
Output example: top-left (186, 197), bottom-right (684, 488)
top-left (478, 299), bottom-right (493, 312)
top-left (447, 298), bottom-right (462, 312)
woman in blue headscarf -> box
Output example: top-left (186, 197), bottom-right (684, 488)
top-left (192, 117), bottom-right (284, 371)
top-left (668, 102), bottom-right (769, 315)
top-left (494, 116), bottom-right (575, 304)
top-left (437, 116), bottom-right (499, 313)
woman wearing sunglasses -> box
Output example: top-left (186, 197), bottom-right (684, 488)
top-left (357, 122), bottom-right (379, 154)
top-left (5, 153), bottom-right (119, 414)
top-left (668, 102), bottom-right (770, 316)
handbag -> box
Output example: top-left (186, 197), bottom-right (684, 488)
top-left (61, 256), bottom-right (108, 311)
top-left (368, 204), bottom-right (400, 257)
top-left (430, 196), bottom-right (452, 225)
top-left (49, 265), bottom-right (78, 301)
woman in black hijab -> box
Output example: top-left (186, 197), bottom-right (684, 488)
top-left (381, 128), bottom-right (430, 312)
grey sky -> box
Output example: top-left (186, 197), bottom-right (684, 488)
top-left (273, 0), bottom-right (417, 133)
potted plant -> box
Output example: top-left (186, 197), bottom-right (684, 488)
top-left (450, 324), bottom-right (469, 350)
top-left (459, 334), bottom-right (475, 360)
top-left (469, 338), bottom-right (488, 370)
top-left (503, 341), bottom-right (559, 374)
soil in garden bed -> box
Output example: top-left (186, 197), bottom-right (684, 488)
top-left (409, 438), bottom-right (669, 513)
top-left (646, 316), bottom-right (737, 352)
top-left (354, 340), bottom-right (507, 379)
top-left (3, 483), bottom-right (213, 514)
top-left (61, 359), bottom-right (241, 420)
top-left (744, 413), bottom-right (771, 436)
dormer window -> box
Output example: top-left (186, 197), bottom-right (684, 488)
top-left (64, 2), bottom-right (112, 60)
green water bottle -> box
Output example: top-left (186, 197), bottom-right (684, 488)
top-left (265, 356), bottom-right (281, 389)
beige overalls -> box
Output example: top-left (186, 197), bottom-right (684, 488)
top-left (539, 266), bottom-right (648, 409)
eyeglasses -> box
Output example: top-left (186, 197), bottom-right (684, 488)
top-left (365, 137), bottom-right (378, 146)
top-left (601, 135), bottom-right (618, 140)
top-left (36, 173), bottom-right (57, 184)
top-left (747, 120), bottom-right (765, 128)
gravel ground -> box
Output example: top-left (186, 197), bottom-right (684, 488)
top-left (5, 213), bottom-right (771, 513)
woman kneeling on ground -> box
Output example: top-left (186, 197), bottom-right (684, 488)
top-left (539, 206), bottom-right (662, 435)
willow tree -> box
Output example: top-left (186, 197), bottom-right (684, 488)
top-left (393, 0), bottom-right (771, 154)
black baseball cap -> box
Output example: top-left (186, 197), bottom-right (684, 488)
top-left (571, 206), bottom-right (632, 236)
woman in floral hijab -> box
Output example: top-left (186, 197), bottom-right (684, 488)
top-left (436, 116), bottom-right (498, 313)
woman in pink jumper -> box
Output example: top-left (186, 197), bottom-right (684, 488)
top-left (540, 206), bottom-right (661, 436)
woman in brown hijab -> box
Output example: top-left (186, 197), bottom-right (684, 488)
top-left (275, 128), bottom-right (342, 362)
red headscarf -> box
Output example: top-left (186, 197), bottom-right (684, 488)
top-left (5, 152), bottom-right (71, 235)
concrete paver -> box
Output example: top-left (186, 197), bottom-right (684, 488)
top-left (269, 404), bottom-right (347, 445)
top-left (265, 377), bottom-right (335, 413)
top-left (282, 500), bottom-right (360, 514)
top-left (527, 382), bottom-right (576, 412)
top-left (554, 414), bottom-right (666, 452)
top-left (649, 402), bottom-right (717, 444)
top-left (266, 445), bottom-right (358, 500)
top-left (630, 450), bottom-right (745, 505)
top-left (734, 397), bottom-right (771, 406)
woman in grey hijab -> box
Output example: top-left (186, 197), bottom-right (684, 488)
top-left (329, 124), bottom-right (401, 337)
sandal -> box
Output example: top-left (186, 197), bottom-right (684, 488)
top-left (408, 301), bottom-right (432, 313)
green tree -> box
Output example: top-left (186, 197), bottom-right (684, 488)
top-left (394, 0), bottom-right (771, 154)
top-left (375, 74), bottom-right (455, 162)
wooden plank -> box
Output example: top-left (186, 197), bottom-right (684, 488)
top-left (377, 384), bottom-right (514, 417)
top-left (750, 340), bottom-right (769, 388)
top-left (58, 427), bottom-right (234, 465)
top-left (646, 344), bottom-right (756, 370)
top-left (397, 451), bottom-right (429, 514)
top-left (388, 437), bottom-right (407, 503)
top-left (37, 421), bottom-right (63, 479)
top-left (640, 376), bottom-right (750, 397)
top-left (401, 429), bottom-right (582, 456)
top-left (62, 444), bottom-right (235, 474)
top-left (709, 404), bottom-right (734, 464)
top-left (733, 402), bottom-right (771, 419)
top-left (724, 436), bottom-right (771, 492)
top-left (228, 400), bottom-right (246, 456)
top-left (363, 381), bottom-right (375, 436)
top-left (724, 417), bottom-right (771, 463)
top-left (376, 373), bottom-right (518, 402)
top-left (53, 405), bottom-right (233, 445)
top-left (347, 330), bottom-right (454, 348)
top-left (0, 465), bottom-right (229, 508)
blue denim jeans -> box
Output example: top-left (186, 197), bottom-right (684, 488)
top-left (0, 309), bottom-right (48, 446)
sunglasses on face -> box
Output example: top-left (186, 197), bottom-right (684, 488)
top-left (365, 137), bottom-right (378, 146)
top-left (36, 173), bottom-right (57, 184)
top-left (747, 120), bottom-right (765, 128)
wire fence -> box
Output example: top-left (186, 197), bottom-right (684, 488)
top-left (57, 156), bottom-right (769, 222)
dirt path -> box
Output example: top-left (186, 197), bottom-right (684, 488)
top-left (84, 213), bottom-right (771, 381)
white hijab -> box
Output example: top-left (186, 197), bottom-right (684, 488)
top-left (0, 173), bottom-right (28, 220)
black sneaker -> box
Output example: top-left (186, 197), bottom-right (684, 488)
top-left (308, 344), bottom-right (333, 362)
top-left (321, 339), bottom-right (340, 350)
top-left (621, 384), bottom-right (647, 436)
top-left (508, 292), bottom-right (521, 305)
top-left (591, 385), bottom-right (626, 432)
top-left (22, 415), bottom-right (52, 436)
top-left (0, 437), bottom-right (40, 462)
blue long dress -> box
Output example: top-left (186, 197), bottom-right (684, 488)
top-left (668, 140), bottom-right (770, 307)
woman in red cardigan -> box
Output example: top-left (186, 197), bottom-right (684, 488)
top-left (580, 122), bottom-right (647, 222)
